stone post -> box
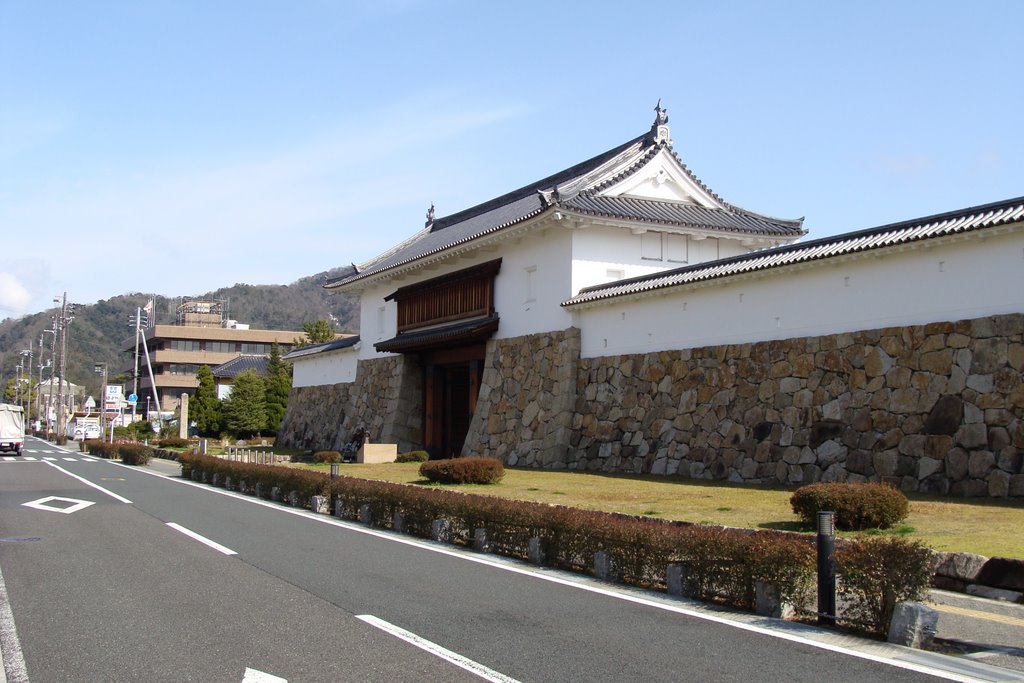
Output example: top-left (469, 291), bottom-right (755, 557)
top-left (473, 528), bottom-right (490, 552)
top-left (666, 563), bottom-right (690, 597)
top-left (178, 393), bottom-right (189, 439)
top-left (359, 504), bottom-right (373, 526)
top-left (528, 537), bottom-right (546, 565)
top-left (887, 602), bottom-right (939, 649)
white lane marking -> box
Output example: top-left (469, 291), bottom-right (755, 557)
top-left (357, 615), bottom-right (520, 683)
top-left (0, 562), bottom-right (30, 683)
top-left (23, 457), bottom-right (37, 461)
top-left (43, 457), bottom-right (56, 461)
top-left (43, 461), bottom-right (132, 503)
top-left (242, 667), bottom-right (287, 682)
top-left (80, 456), bottom-right (98, 462)
top-left (62, 457), bottom-right (77, 462)
top-left (23, 496), bottom-right (96, 514)
top-left (166, 523), bottom-right (237, 555)
top-left (2, 457), bottom-right (12, 462)
top-left (127, 464), bottom-right (981, 683)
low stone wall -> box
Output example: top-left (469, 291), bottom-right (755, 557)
top-left (463, 328), bottom-right (580, 468)
top-left (565, 314), bottom-right (1024, 497)
top-left (276, 383), bottom-right (352, 451)
top-left (277, 356), bottom-right (423, 454)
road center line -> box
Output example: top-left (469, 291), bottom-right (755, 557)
top-left (357, 614), bottom-right (521, 683)
top-left (166, 523), bottom-right (237, 555)
top-left (44, 460), bottom-right (132, 503)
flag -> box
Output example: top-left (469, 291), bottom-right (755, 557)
top-left (143, 299), bottom-right (154, 327)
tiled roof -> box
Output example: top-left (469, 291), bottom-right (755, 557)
top-left (374, 316), bottom-right (500, 353)
top-left (564, 194), bottom-right (803, 236)
top-left (325, 116), bottom-right (803, 292)
top-left (563, 196), bottom-right (1024, 307)
top-left (281, 335), bottom-right (360, 361)
top-left (212, 354), bottom-right (270, 378)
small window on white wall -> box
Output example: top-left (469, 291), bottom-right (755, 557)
top-left (641, 232), bottom-right (662, 260)
top-left (666, 233), bottom-right (688, 263)
top-left (376, 306), bottom-right (385, 336)
top-left (606, 268), bottom-right (624, 282)
top-left (525, 266), bottom-right (537, 303)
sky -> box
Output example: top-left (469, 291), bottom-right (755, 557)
top-left (1, 1), bottom-right (1022, 320)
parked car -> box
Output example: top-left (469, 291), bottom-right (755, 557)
top-left (72, 425), bottom-right (102, 440)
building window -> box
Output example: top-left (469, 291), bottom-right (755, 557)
top-left (240, 343), bottom-right (270, 354)
top-left (524, 266), bottom-right (537, 303)
top-left (168, 340), bottom-right (201, 352)
top-left (386, 259), bottom-right (501, 333)
top-left (206, 341), bottom-right (236, 353)
top-left (641, 232), bottom-right (688, 263)
top-left (168, 364), bottom-right (199, 375)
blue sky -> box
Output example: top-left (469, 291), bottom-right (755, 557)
top-left (1, 1), bottom-right (1021, 319)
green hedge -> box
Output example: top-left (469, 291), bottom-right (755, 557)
top-left (178, 453), bottom-right (934, 633)
top-left (420, 457), bottom-right (505, 484)
top-left (314, 450), bottom-right (342, 464)
top-left (790, 482), bottom-right (909, 530)
top-left (396, 450), bottom-right (430, 463)
top-left (83, 440), bottom-right (154, 465)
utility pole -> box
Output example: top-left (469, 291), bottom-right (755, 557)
top-left (47, 316), bottom-right (57, 438)
top-left (53, 292), bottom-right (73, 443)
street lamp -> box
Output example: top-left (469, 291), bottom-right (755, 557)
top-left (20, 347), bottom-right (32, 423)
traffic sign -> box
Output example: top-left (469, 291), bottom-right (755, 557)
top-left (128, 393), bottom-right (138, 404)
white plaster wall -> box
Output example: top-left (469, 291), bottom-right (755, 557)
top-left (292, 347), bottom-right (359, 387)
top-left (492, 228), bottom-right (575, 338)
top-left (577, 228), bottom-right (1024, 358)
top-left (570, 226), bottom-right (750, 296)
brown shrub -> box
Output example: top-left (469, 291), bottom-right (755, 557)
top-left (419, 457), bottom-right (505, 484)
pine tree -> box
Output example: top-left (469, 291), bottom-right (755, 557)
top-left (263, 342), bottom-right (292, 433)
top-left (222, 370), bottom-right (267, 437)
top-left (293, 319), bottom-right (335, 348)
top-left (192, 365), bottom-right (222, 436)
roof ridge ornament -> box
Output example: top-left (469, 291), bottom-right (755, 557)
top-left (538, 184), bottom-right (561, 209)
top-left (425, 203), bottom-right (435, 228)
top-left (651, 99), bottom-right (671, 144)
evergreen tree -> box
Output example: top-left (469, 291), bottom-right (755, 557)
top-left (222, 370), bottom-right (267, 437)
top-left (192, 365), bottom-right (222, 436)
top-left (263, 342), bottom-right (292, 433)
top-left (293, 319), bottom-right (335, 348)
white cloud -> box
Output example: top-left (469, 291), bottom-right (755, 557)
top-left (0, 273), bottom-right (32, 314)
top-left (1, 95), bottom-right (529, 316)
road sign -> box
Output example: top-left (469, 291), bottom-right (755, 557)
top-left (128, 393), bottom-right (138, 404)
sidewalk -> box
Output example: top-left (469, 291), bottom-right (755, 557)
top-left (929, 589), bottom-right (1024, 675)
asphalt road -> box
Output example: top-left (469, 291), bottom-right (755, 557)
top-left (0, 436), bottom-right (1012, 682)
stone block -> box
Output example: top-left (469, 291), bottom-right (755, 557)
top-left (473, 528), bottom-right (490, 553)
top-left (887, 601), bottom-right (938, 649)
top-left (594, 550), bottom-right (619, 582)
top-left (968, 451), bottom-right (996, 479)
top-left (310, 495), bottom-right (329, 514)
top-left (528, 537), bottom-right (546, 565)
top-left (965, 585), bottom-right (1024, 602)
top-left (432, 519), bottom-right (453, 543)
top-left (754, 581), bottom-right (794, 619)
top-left (666, 563), bottom-right (691, 597)
top-left (357, 443), bottom-right (398, 464)
top-left (977, 557), bottom-right (1024, 592)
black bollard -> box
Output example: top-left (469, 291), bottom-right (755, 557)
top-left (817, 510), bottom-right (836, 626)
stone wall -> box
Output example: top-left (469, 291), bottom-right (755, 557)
top-left (567, 314), bottom-right (1024, 497)
top-left (463, 328), bottom-right (580, 468)
top-left (277, 355), bottom-right (423, 454)
top-left (276, 383), bottom-right (352, 451)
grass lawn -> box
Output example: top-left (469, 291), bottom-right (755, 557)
top-left (302, 461), bottom-right (1024, 560)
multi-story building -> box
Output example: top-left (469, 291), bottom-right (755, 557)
top-left (123, 299), bottom-right (305, 413)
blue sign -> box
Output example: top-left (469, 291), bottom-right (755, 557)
top-left (127, 393), bottom-right (138, 403)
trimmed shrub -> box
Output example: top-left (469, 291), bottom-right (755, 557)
top-left (313, 450), bottom-right (342, 464)
top-left (396, 450), bottom-right (430, 463)
top-left (118, 443), bottom-right (154, 466)
top-left (84, 439), bottom-right (116, 458)
top-left (158, 437), bottom-right (189, 448)
top-left (790, 482), bottom-right (908, 531)
top-left (420, 457), bottom-right (505, 485)
top-left (835, 536), bottom-right (934, 634)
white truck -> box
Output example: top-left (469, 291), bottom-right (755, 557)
top-left (0, 403), bottom-right (25, 456)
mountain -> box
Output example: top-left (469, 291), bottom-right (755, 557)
top-left (0, 267), bottom-right (359, 401)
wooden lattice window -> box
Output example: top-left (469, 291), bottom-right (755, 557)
top-left (386, 259), bottom-right (501, 332)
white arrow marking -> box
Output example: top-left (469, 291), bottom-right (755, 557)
top-left (242, 667), bottom-right (287, 682)
top-left (23, 496), bottom-right (95, 514)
